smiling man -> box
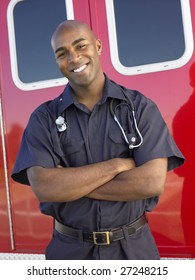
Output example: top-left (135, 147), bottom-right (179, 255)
top-left (12, 20), bottom-right (184, 260)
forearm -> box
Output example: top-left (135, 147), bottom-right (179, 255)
top-left (87, 158), bottom-right (168, 201)
top-left (27, 158), bottom-right (134, 202)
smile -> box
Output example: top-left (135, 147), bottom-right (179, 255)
top-left (73, 64), bottom-right (87, 73)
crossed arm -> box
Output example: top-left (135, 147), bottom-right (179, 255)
top-left (27, 157), bottom-right (168, 202)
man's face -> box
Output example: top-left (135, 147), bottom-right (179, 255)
top-left (52, 25), bottom-right (102, 89)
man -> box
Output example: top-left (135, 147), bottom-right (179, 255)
top-left (12, 20), bottom-right (184, 259)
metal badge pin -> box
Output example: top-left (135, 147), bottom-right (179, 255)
top-left (55, 116), bottom-right (67, 132)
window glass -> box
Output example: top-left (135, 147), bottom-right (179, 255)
top-left (106, 0), bottom-right (193, 75)
top-left (7, 0), bottom-right (74, 90)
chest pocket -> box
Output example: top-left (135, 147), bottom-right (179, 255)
top-left (108, 129), bottom-right (133, 158)
top-left (60, 137), bottom-right (86, 167)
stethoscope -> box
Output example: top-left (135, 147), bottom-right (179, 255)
top-left (109, 85), bottom-right (143, 149)
top-left (56, 84), bottom-right (143, 150)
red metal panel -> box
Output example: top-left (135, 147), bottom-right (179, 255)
top-left (0, 0), bottom-right (12, 253)
top-left (0, 0), bottom-right (91, 253)
top-left (0, 123), bottom-right (12, 252)
top-left (89, 0), bottom-right (195, 258)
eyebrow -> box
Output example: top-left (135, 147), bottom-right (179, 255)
top-left (55, 37), bottom-right (87, 54)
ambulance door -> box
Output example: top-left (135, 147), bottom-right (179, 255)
top-left (89, 0), bottom-right (195, 258)
top-left (1, 0), bottom-right (90, 253)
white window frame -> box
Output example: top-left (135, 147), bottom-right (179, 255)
top-left (105, 0), bottom-right (194, 75)
top-left (7, 0), bottom-right (74, 91)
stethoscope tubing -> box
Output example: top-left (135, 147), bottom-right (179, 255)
top-left (110, 85), bottom-right (143, 149)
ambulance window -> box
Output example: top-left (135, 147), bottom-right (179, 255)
top-left (106, 0), bottom-right (193, 75)
top-left (7, 0), bottom-right (74, 91)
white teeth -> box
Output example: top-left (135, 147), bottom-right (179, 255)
top-left (73, 65), bottom-right (87, 73)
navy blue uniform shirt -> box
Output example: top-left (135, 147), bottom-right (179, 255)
top-left (12, 75), bottom-right (184, 259)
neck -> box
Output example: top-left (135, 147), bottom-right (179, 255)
top-left (71, 73), bottom-right (105, 110)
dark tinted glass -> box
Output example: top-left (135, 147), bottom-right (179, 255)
top-left (13, 0), bottom-right (67, 83)
top-left (113, 0), bottom-right (185, 67)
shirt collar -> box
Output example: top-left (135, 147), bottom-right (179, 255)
top-left (58, 74), bottom-right (127, 114)
top-left (102, 74), bottom-right (127, 102)
top-left (58, 84), bottom-right (76, 115)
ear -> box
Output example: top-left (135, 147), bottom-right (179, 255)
top-left (96, 39), bottom-right (102, 55)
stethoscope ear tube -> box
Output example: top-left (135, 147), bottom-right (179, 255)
top-left (129, 110), bottom-right (143, 149)
top-left (113, 115), bottom-right (130, 146)
top-left (110, 85), bottom-right (143, 149)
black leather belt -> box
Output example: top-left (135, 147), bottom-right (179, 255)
top-left (55, 213), bottom-right (147, 245)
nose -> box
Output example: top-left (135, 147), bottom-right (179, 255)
top-left (67, 50), bottom-right (80, 63)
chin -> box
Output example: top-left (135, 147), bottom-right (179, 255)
top-left (75, 75), bottom-right (95, 87)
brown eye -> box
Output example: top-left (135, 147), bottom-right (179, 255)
top-left (56, 52), bottom-right (66, 61)
top-left (78, 44), bottom-right (86, 49)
